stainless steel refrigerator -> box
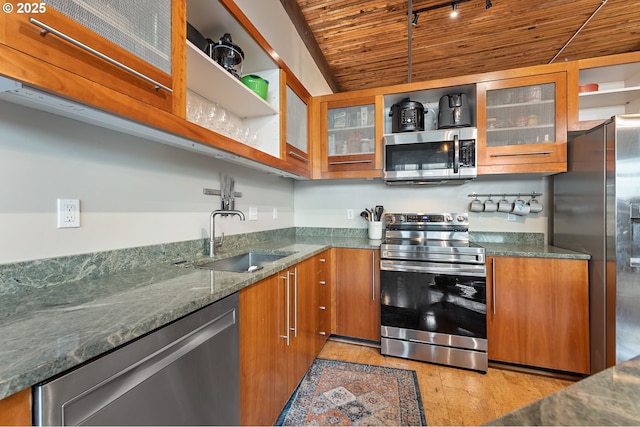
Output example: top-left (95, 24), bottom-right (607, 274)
top-left (553, 114), bottom-right (640, 375)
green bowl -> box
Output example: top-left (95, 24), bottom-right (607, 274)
top-left (242, 74), bottom-right (269, 100)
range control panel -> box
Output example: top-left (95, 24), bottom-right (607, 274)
top-left (385, 213), bottom-right (468, 227)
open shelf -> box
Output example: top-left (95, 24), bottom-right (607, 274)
top-left (186, 41), bottom-right (277, 118)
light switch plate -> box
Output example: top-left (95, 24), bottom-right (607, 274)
top-left (57, 199), bottom-right (80, 228)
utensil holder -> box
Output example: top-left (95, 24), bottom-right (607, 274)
top-left (368, 221), bottom-right (383, 240)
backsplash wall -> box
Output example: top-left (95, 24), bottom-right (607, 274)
top-left (0, 101), bottom-right (295, 264)
top-left (293, 175), bottom-right (552, 242)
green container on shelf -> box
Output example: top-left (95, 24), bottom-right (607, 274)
top-left (241, 74), bottom-right (269, 100)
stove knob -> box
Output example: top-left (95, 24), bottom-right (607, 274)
top-left (457, 215), bottom-right (466, 222)
top-left (445, 215), bottom-right (453, 222)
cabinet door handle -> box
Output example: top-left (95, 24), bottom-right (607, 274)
top-left (288, 151), bottom-right (309, 163)
top-left (329, 160), bottom-right (373, 165)
top-left (319, 258), bottom-right (326, 263)
top-left (492, 258), bottom-right (496, 315)
top-left (319, 306), bottom-right (326, 310)
top-left (319, 332), bottom-right (327, 336)
top-left (319, 280), bottom-right (326, 285)
top-left (292, 268), bottom-right (298, 338)
top-left (490, 151), bottom-right (553, 157)
top-left (29, 18), bottom-right (173, 94)
top-left (371, 251), bottom-right (376, 301)
top-left (280, 273), bottom-right (290, 345)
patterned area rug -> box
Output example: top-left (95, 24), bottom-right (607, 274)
top-left (276, 358), bottom-right (427, 426)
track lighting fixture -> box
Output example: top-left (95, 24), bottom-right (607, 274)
top-left (408, 0), bottom-right (494, 26)
top-left (450, 3), bottom-right (458, 17)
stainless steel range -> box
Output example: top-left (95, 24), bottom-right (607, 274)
top-left (380, 213), bottom-right (487, 372)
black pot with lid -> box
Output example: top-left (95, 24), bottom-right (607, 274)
top-left (208, 33), bottom-right (244, 79)
top-left (389, 98), bottom-right (425, 133)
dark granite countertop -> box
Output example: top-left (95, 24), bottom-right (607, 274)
top-left (0, 231), bottom-right (378, 400)
top-left (482, 242), bottom-right (590, 260)
top-left (471, 231), bottom-right (590, 260)
top-left (486, 355), bottom-right (640, 425)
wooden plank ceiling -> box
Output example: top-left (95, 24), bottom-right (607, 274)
top-left (282, 0), bottom-right (640, 93)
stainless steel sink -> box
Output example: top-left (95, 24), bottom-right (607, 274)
top-left (194, 251), bottom-right (294, 272)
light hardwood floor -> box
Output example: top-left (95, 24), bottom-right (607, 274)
top-left (317, 339), bottom-right (576, 426)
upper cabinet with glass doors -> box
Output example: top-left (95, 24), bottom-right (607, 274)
top-left (476, 72), bottom-right (567, 174)
top-left (283, 73), bottom-right (311, 174)
top-left (0, 0), bottom-right (178, 113)
top-left (320, 95), bottom-right (383, 179)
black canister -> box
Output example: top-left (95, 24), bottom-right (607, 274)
top-left (389, 98), bottom-right (425, 132)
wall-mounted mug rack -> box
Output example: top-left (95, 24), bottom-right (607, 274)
top-left (468, 192), bottom-right (543, 214)
top-left (467, 192), bottom-right (543, 199)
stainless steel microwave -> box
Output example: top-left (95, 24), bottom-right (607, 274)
top-left (383, 128), bottom-right (477, 184)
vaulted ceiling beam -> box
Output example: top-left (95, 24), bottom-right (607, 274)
top-left (279, 0), bottom-right (341, 92)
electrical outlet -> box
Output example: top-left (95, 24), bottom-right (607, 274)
top-left (273, 207), bottom-right (278, 220)
top-left (347, 209), bottom-right (354, 220)
top-left (57, 199), bottom-right (80, 228)
top-left (249, 207), bottom-right (258, 221)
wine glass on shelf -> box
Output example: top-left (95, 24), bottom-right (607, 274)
top-left (205, 103), bottom-right (218, 130)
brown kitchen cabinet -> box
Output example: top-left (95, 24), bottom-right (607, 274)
top-left (282, 71), bottom-right (312, 177)
top-left (0, 2), bottom-right (181, 114)
top-left (239, 253), bottom-right (328, 426)
top-left (486, 256), bottom-right (590, 374)
top-left (567, 51), bottom-right (640, 132)
top-left (0, 388), bottom-right (31, 426)
top-left (318, 95), bottom-right (384, 179)
top-left (335, 248), bottom-right (380, 342)
top-left (239, 274), bottom-right (287, 426)
top-left (476, 72), bottom-right (568, 175)
top-left (315, 250), bottom-right (333, 354)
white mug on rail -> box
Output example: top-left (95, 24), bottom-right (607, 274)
top-left (484, 197), bottom-right (498, 212)
top-left (512, 198), bottom-right (530, 216)
top-left (528, 197), bottom-right (543, 213)
top-left (498, 196), bottom-right (512, 213)
top-left (470, 198), bottom-right (484, 212)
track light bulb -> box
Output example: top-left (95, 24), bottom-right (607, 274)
top-left (486, 0), bottom-right (492, 9)
top-left (412, 12), bottom-right (419, 25)
top-left (450, 3), bottom-right (458, 17)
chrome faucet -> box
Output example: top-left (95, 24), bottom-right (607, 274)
top-left (210, 210), bottom-right (245, 257)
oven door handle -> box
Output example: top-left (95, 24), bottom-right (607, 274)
top-left (380, 259), bottom-right (486, 277)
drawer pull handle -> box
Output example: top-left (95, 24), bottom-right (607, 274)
top-left (29, 18), bottom-right (172, 94)
top-left (288, 151), bottom-right (309, 163)
top-left (329, 159), bottom-right (373, 165)
top-left (491, 151), bottom-right (553, 157)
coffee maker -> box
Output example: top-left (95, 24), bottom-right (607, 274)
top-left (438, 93), bottom-right (471, 128)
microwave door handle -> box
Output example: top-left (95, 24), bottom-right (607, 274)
top-left (453, 134), bottom-right (460, 174)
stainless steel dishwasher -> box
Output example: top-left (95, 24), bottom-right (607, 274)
top-left (34, 292), bottom-right (239, 426)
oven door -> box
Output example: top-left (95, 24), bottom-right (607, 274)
top-left (380, 260), bottom-right (486, 349)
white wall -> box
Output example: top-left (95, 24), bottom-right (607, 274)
top-left (233, 0), bottom-right (333, 96)
top-left (294, 175), bottom-right (552, 239)
top-left (0, 101), bottom-right (294, 264)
